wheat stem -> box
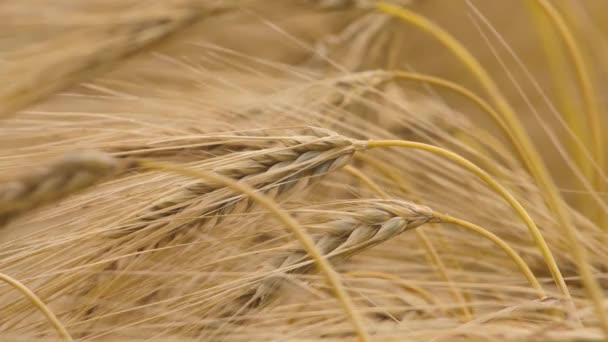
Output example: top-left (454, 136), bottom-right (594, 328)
top-left (0, 273), bottom-right (73, 341)
top-left (434, 214), bottom-right (545, 298)
top-left (525, 2), bottom-right (592, 190)
top-left (365, 140), bottom-right (564, 299)
top-left (344, 165), bottom-right (545, 298)
top-left (385, 71), bottom-right (509, 133)
top-left (531, 0), bottom-right (604, 195)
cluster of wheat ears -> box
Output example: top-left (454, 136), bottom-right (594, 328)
top-left (1, 1), bottom-right (608, 341)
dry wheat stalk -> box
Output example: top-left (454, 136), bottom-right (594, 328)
top-left (240, 199), bottom-right (437, 309)
top-left (0, 151), bottom-right (130, 227)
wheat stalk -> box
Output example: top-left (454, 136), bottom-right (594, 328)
top-left (0, 273), bottom-right (72, 341)
top-left (0, 151), bottom-right (130, 227)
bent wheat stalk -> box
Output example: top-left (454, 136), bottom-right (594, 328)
top-left (344, 165), bottom-right (546, 298)
top-left (365, 139), bottom-right (565, 299)
top-left (0, 273), bottom-right (72, 341)
top-left (0, 151), bottom-right (130, 227)
top-left (531, 0), bottom-right (604, 190)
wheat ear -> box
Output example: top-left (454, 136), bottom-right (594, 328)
top-left (117, 128), bottom-right (363, 231)
top-left (0, 151), bottom-right (130, 227)
top-left (241, 199), bottom-right (437, 308)
top-left (344, 165), bottom-right (473, 319)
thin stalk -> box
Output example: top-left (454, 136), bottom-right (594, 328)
top-left (364, 139), bottom-right (565, 299)
top-left (0, 273), bottom-right (73, 341)
top-left (530, 0), bottom-right (607, 236)
top-left (434, 214), bottom-right (545, 298)
top-left (344, 165), bottom-right (545, 298)
top-left (525, 2), bottom-right (592, 187)
top-left (386, 71), bottom-right (509, 133)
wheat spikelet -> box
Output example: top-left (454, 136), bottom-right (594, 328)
top-left (124, 127), bottom-right (362, 227)
top-left (241, 199), bottom-right (437, 309)
top-left (0, 151), bottom-right (130, 227)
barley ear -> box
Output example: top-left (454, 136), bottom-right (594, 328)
top-left (0, 151), bottom-right (131, 227)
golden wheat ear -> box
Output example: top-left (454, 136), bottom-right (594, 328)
top-left (0, 151), bottom-right (131, 227)
top-left (240, 199), bottom-right (436, 309)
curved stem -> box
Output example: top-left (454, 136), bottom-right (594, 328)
top-left (383, 70), bottom-right (524, 174)
top-left (365, 139), bottom-right (566, 299)
top-left (525, 2), bottom-right (593, 187)
top-left (344, 165), bottom-right (545, 298)
top-left (434, 213), bottom-right (545, 298)
top-left (0, 273), bottom-right (73, 341)
top-left (136, 160), bottom-right (370, 342)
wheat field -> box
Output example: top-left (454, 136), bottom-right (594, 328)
top-left (1, 1), bottom-right (608, 341)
